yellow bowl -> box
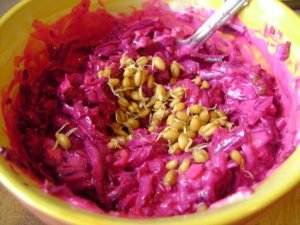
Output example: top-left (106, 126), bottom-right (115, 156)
top-left (0, 0), bottom-right (300, 225)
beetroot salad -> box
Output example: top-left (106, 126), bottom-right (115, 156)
top-left (1, 0), bottom-right (299, 218)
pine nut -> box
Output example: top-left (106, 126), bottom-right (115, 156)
top-left (178, 158), bottom-right (191, 173)
top-left (193, 149), bottom-right (209, 163)
top-left (163, 169), bottom-right (177, 186)
top-left (166, 159), bottom-right (179, 170)
top-left (153, 56), bottom-right (166, 71)
top-left (170, 61), bottom-right (181, 78)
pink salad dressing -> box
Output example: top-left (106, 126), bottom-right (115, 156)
top-left (1, 0), bottom-right (300, 218)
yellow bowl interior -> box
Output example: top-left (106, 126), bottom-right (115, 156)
top-left (0, 0), bottom-right (300, 225)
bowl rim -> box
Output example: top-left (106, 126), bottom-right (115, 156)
top-left (1, 0), bottom-right (300, 225)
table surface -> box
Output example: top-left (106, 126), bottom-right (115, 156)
top-left (0, 1), bottom-right (300, 225)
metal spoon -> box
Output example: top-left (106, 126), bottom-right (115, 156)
top-left (181, 0), bottom-right (249, 46)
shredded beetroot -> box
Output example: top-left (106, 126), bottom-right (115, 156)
top-left (1, 0), bottom-right (296, 218)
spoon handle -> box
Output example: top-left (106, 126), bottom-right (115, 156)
top-left (183, 0), bottom-right (249, 46)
